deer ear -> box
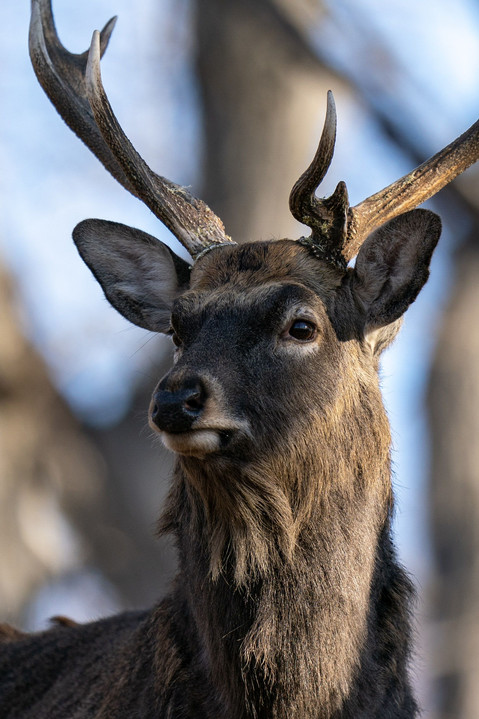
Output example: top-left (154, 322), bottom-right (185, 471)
top-left (349, 209), bottom-right (441, 353)
top-left (73, 219), bottom-right (190, 332)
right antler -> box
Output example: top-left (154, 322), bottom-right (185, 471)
top-left (29, 0), bottom-right (235, 259)
top-left (346, 120), bottom-right (479, 259)
top-left (291, 92), bottom-right (479, 265)
top-left (289, 92), bottom-right (350, 268)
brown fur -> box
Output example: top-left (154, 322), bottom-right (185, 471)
top-left (0, 216), bottom-right (441, 717)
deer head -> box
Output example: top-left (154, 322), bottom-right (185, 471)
top-left (29, 0), bottom-right (479, 469)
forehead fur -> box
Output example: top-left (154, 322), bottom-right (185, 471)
top-left (190, 240), bottom-right (343, 300)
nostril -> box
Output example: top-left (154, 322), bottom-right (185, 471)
top-left (183, 391), bottom-right (203, 414)
top-left (150, 379), bottom-right (207, 433)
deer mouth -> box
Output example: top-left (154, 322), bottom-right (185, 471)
top-left (158, 427), bottom-right (236, 457)
top-left (148, 385), bottom-right (250, 457)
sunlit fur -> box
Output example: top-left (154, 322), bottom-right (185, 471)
top-left (0, 236), bottom-right (434, 718)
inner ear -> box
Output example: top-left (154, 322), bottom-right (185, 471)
top-left (73, 219), bottom-right (190, 332)
top-left (349, 209), bottom-right (441, 351)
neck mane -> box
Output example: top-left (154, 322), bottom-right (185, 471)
top-left (158, 389), bottom-right (415, 718)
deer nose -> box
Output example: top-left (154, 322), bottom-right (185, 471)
top-left (150, 380), bottom-right (207, 433)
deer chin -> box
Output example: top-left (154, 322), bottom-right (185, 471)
top-left (159, 428), bottom-right (233, 457)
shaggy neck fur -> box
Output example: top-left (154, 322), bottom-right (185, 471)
top-left (159, 378), bottom-right (416, 718)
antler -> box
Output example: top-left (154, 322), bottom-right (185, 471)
top-left (291, 92), bottom-right (479, 264)
top-left (289, 91), bottom-right (349, 268)
top-left (29, 0), bottom-right (235, 259)
top-left (345, 119), bottom-right (479, 260)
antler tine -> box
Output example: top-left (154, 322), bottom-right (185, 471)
top-left (85, 31), bottom-right (233, 257)
top-left (345, 117), bottom-right (479, 261)
top-left (30, 0), bottom-right (234, 258)
top-left (289, 90), bottom-right (337, 220)
top-left (29, 0), bottom-right (133, 195)
top-left (290, 91), bottom-right (350, 268)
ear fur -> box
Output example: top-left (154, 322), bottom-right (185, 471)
top-left (73, 219), bottom-right (190, 332)
top-left (349, 209), bottom-right (441, 352)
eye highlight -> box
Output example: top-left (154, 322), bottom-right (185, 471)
top-left (287, 319), bottom-right (317, 342)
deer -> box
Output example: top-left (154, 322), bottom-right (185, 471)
top-left (1, 0), bottom-right (479, 717)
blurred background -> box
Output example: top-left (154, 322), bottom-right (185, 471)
top-left (1, 0), bottom-right (479, 716)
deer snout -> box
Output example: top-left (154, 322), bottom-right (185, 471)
top-left (150, 380), bottom-right (207, 434)
top-left (149, 373), bottom-right (251, 457)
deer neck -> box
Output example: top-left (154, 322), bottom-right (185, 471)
top-left (159, 433), bottom-right (408, 719)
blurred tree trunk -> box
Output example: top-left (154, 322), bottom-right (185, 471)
top-left (428, 227), bottom-right (479, 719)
top-left (0, 261), bottom-right (104, 625)
top-left (195, 0), bottom-right (341, 242)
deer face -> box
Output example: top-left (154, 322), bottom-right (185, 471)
top-left (73, 210), bottom-right (441, 462)
top-left (149, 242), bottom-right (345, 459)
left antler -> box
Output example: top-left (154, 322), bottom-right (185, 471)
top-left (29, 0), bottom-right (235, 259)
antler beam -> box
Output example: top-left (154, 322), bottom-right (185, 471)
top-left (345, 118), bottom-right (479, 260)
top-left (29, 0), bottom-right (235, 259)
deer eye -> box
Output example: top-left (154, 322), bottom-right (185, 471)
top-left (288, 319), bottom-right (317, 342)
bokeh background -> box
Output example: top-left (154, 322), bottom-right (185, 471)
top-left (2, 1), bottom-right (479, 716)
